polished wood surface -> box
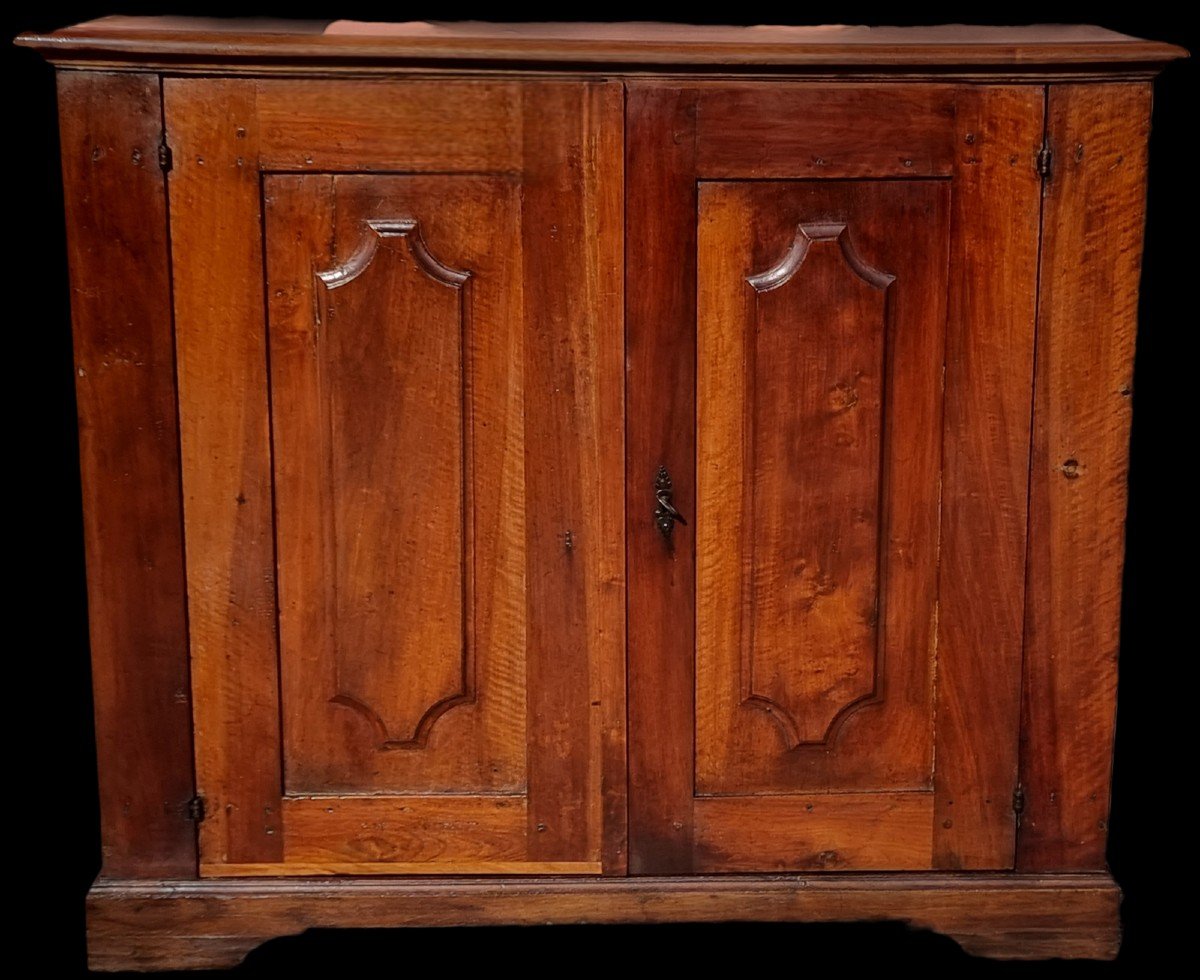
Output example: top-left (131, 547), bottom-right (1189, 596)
top-left (266, 174), bottom-right (525, 797)
top-left (1018, 83), bottom-right (1151, 870)
top-left (253, 80), bottom-right (521, 171)
top-left (695, 180), bottom-right (946, 801)
top-left (933, 86), bottom-right (1044, 869)
top-left (16, 18), bottom-right (1185, 71)
top-left (24, 16), bottom-right (1173, 966)
top-left (167, 78), bottom-right (284, 868)
top-left (629, 82), bottom-right (1039, 874)
top-left (693, 795), bottom-right (935, 871)
top-left (694, 85), bottom-right (957, 177)
top-left (85, 873), bottom-right (1122, 970)
top-left (168, 78), bottom-right (623, 873)
top-left (520, 82), bottom-right (626, 871)
top-left (625, 84), bottom-right (698, 875)
top-left (57, 71), bottom-right (195, 877)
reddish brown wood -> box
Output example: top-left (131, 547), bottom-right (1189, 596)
top-left (166, 76), bottom-right (622, 873)
top-left (281, 796), bottom-right (529, 864)
top-left (695, 181), bottom-right (947, 800)
top-left (1018, 83), bottom-right (1151, 870)
top-left (85, 873), bottom-right (1122, 970)
top-left (25, 18), bottom-right (1175, 968)
top-left (521, 81), bottom-right (626, 867)
top-left (626, 83), bottom-right (699, 874)
top-left (632, 83), bottom-right (1036, 874)
top-left (588, 82), bottom-right (629, 875)
top-left (57, 71), bottom-right (195, 877)
top-left (933, 87), bottom-right (1045, 869)
top-left (693, 795), bottom-right (934, 871)
top-left (695, 85), bottom-right (956, 177)
top-left (17, 18), bottom-right (1185, 72)
top-left (266, 173), bottom-right (526, 800)
top-left (164, 78), bottom-right (284, 869)
top-left (253, 80), bottom-right (521, 172)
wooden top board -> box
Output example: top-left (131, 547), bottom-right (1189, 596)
top-left (15, 18), bottom-right (1187, 74)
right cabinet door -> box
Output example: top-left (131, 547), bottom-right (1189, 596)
top-left (627, 83), bottom-right (1045, 873)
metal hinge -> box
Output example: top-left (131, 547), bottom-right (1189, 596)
top-left (1037, 142), bottom-right (1052, 180)
top-left (158, 135), bottom-right (173, 174)
top-left (1012, 784), bottom-right (1026, 820)
top-left (186, 795), bottom-right (206, 822)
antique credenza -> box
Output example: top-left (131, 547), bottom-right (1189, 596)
top-left (17, 17), bottom-right (1186, 969)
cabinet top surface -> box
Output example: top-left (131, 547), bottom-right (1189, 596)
top-left (16, 17), bottom-right (1186, 74)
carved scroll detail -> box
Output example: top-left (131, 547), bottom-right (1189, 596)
top-left (747, 222), bottom-right (895, 294)
top-left (330, 691), bottom-right (475, 751)
top-left (742, 686), bottom-right (884, 751)
top-left (317, 219), bottom-right (471, 290)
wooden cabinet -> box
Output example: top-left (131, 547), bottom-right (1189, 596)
top-left (18, 17), bottom-right (1184, 970)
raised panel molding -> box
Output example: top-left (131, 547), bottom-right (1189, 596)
top-left (696, 179), bottom-right (946, 800)
top-left (742, 220), bottom-right (894, 750)
top-left (268, 173), bottom-right (528, 798)
top-left (328, 690), bottom-right (475, 752)
top-left (747, 222), bottom-right (896, 294)
top-left (317, 219), bottom-right (472, 290)
top-left (316, 215), bottom-right (474, 752)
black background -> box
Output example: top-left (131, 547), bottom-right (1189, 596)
top-left (6, 5), bottom-right (1193, 976)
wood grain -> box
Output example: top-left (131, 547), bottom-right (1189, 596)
top-left (57, 71), bottom-right (195, 877)
top-left (694, 794), bottom-right (934, 871)
top-left (280, 796), bottom-right (527, 864)
top-left (520, 81), bottom-right (625, 867)
top-left (632, 82), bottom-right (1038, 872)
top-left (586, 82), bottom-right (629, 875)
top-left (200, 861), bottom-right (600, 877)
top-left (695, 181), bottom-right (947, 799)
top-left (27, 22), bottom-right (1172, 972)
top-left (165, 78), bottom-right (283, 866)
top-left (18, 18), bottom-right (1186, 73)
top-left (933, 86), bottom-right (1044, 869)
top-left (1018, 82), bottom-right (1151, 870)
top-left (695, 85), bottom-right (956, 177)
top-left (626, 83), bottom-right (699, 874)
top-left (166, 77), bottom-right (623, 872)
top-left (265, 173), bottom-right (526, 798)
top-left (254, 79), bottom-right (521, 172)
top-left (86, 872), bottom-right (1122, 970)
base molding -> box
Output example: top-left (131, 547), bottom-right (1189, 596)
top-left (87, 871), bottom-right (1120, 970)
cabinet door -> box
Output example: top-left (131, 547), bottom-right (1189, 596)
top-left (167, 79), bottom-right (624, 875)
top-left (628, 84), bottom-right (1044, 872)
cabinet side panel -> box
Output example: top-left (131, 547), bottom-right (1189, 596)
top-left (164, 79), bottom-right (284, 866)
top-left (57, 70), bottom-right (196, 877)
top-left (1018, 83), bottom-right (1150, 870)
top-left (934, 86), bottom-right (1043, 869)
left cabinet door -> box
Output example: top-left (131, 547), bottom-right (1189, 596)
top-left (165, 79), bottom-right (625, 876)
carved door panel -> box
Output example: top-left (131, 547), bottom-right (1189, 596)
top-left (695, 181), bottom-right (946, 803)
top-left (266, 175), bottom-right (528, 798)
top-left (167, 79), bottom-right (624, 875)
top-left (628, 84), bottom-right (1045, 872)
